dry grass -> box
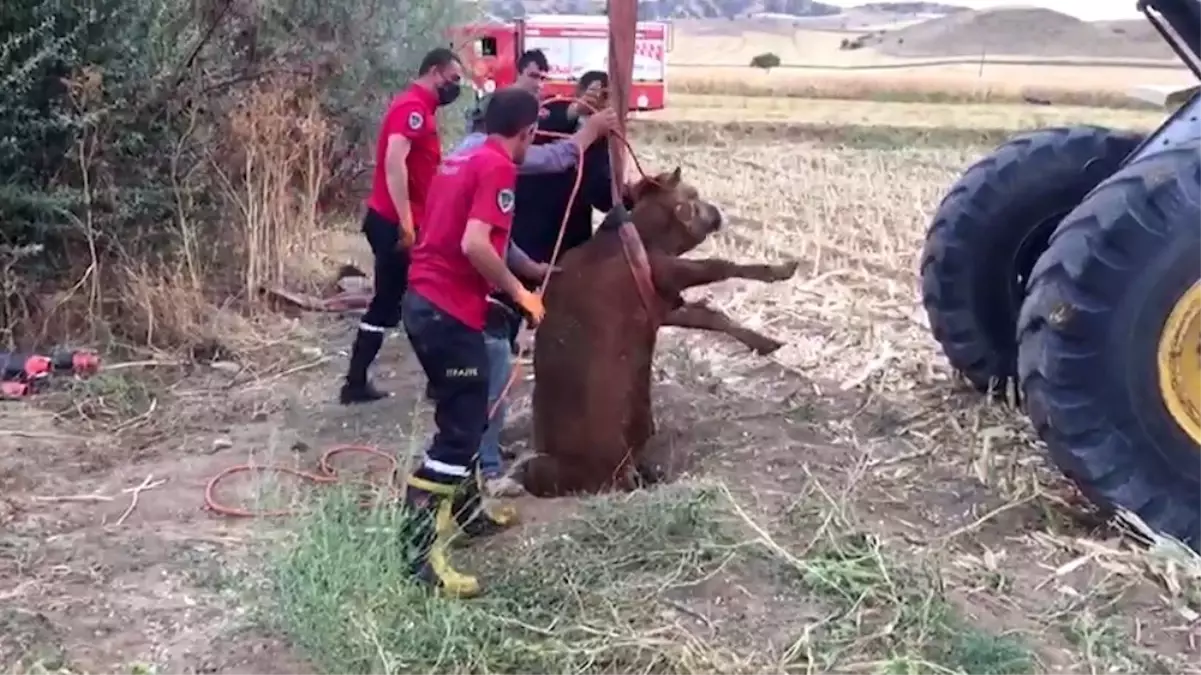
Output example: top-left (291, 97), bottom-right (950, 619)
top-left (644, 95), bottom-right (1165, 132)
top-left (668, 68), bottom-right (1192, 109)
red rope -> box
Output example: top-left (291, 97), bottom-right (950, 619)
top-left (607, 0), bottom-right (638, 205)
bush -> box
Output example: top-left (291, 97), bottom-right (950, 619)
top-left (749, 52), bottom-right (781, 71)
top-left (0, 0), bottom-right (467, 352)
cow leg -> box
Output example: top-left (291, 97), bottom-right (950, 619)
top-left (664, 302), bottom-right (784, 355)
top-left (520, 453), bottom-right (621, 497)
top-left (627, 370), bottom-right (654, 446)
top-left (633, 459), bottom-right (666, 486)
top-left (653, 257), bottom-right (798, 293)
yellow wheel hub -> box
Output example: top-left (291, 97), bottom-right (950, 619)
top-left (1158, 280), bottom-right (1201, 448)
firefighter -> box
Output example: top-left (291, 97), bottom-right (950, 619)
top-left (340, 47), bottom-right (464, 406)
top-left (399, 87), bottom-right (543, 598)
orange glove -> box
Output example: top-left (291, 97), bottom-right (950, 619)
top-left (515, 288), bottom-right (545, 327)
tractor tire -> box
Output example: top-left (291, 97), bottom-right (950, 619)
top-left (1017, 137), bottom-right (1201, 551)
top-left (921, 126), bottom-right (1144, 396)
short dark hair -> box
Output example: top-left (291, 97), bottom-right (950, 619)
top-left (419, 47), bottom-right (460, 75)
top-left (578, 70), bottom-right (608, 92)
top-left (484, 87), bottom-right (540, 138)
top-left (517, 49), bottom-right (549, 73)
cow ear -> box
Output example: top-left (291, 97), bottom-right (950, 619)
top-left (627, 176), bottom-right (654, 202)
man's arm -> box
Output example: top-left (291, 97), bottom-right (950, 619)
top-left (450, 132), bottom-right (487, 159)
top-left (518, 109), bottom-right (616, 175)
top-left (505, 242), bottom-right (547, 282)
top-left (461, 163), bottom-right (528, 302)
top-left (384, 135), bottom-right (413, 243)
top-left (518, 140), bottom-right (580, 175)
top-left (462, 221), bottom-right (527, 301)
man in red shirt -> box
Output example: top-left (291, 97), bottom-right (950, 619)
top-left (399, 87), bottom-right (543, 598)
top-left (340, 47), bottom-right (464, 405)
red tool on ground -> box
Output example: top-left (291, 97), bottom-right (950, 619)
top-left (0, 348), bottom-right (101, 398)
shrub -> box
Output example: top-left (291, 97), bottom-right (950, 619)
top-left (0, 0), bottom-right (469, 352)
top-left (749, 52), bottom-right (782, 71)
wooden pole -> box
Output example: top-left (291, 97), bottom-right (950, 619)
top-left (606, 0), bottom-right (637, 205)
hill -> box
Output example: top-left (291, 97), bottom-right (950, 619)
top-left (482, 0), bottom-right (960, 20)
top-left (860, 7), bottom-right (1176, 60)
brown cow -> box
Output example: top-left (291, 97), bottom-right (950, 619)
top-left (517, 167), bottom-right (798, 497)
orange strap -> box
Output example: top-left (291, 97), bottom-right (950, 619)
top-left (618, 221), bottom-right (659, 320)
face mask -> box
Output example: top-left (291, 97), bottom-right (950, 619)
top-left (437, 81), bottom-right (461, 107)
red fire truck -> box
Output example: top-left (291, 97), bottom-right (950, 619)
top-left (449, 14), bottom-right (672, 111)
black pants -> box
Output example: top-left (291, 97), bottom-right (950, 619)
top-left (360, 208), bottom-right (410, 331)
top-left (402, 290), bottom-right (490, 483)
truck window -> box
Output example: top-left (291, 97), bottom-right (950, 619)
top-left (479, 37), bottom-right (498, 57)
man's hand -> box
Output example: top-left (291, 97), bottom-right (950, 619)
top-left (398, 223), bottom-right (416, 249)
top-left (530, 261), bottom-right (561, 282)
top-left (585, 108), bottom-right (619, 135)
top-left (568, 107), bottom-right (618, 151)
top-left (568, 90), bottom-right (605, 119)
top-left (515, 288), bottom-right (545, 326)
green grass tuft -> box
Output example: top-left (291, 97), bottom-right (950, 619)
top-left (266, 481), bottom-right (1038, 675)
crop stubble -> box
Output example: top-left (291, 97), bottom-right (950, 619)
top-left (616, 128), bottom-right (1201, 672)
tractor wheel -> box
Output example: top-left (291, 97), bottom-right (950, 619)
top-left (1017, 137), bottom-right (1201, 551)
top-left (921, 126), bottom-right (1144, 396)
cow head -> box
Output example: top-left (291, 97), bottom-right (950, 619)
top-left (626, 167), bottom-right (724, 255)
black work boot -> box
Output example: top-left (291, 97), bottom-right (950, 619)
top-left (341, 329), bottom-right (389, 404)
top-left (340, 379), bottom-right (389, 404)
top-left (401, 474), bottom-right (482, 598)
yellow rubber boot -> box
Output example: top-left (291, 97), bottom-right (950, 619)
top-left (452, 470), bottom-right (520, 539)
top-left (403, 475), bottom-right (482, 599)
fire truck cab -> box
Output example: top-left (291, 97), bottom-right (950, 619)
top-left (449, 14), bottom-right (671, 111)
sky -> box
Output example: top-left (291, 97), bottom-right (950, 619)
top-left (825, 1), bottom-right (1145, 21)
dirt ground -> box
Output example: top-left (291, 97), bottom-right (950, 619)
top-left (3, 132), bottom-right (1200, 674)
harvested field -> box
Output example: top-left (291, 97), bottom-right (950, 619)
top-left (3, 115), bottom-right (1200, 674)
top-left (644, 95), bottom-right (1165, 133)
top-left (669, 66), bottom-right (1194, 108)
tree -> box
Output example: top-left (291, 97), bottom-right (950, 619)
top-left (749, 52), bottom-right (782, 72)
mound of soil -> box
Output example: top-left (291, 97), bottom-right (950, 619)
top-left (864, 8), bottom-right (1176, 60)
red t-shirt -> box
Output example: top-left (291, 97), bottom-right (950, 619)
top-left (408, 138), bottom-right (518, 330)
top-left (366, 84), bottom-right (440, 228)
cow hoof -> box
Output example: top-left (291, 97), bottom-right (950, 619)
top-left (772, 261), bottom-right (800, 281)
top-left (752, 338), bottom-right (785, 356)
top-left (635, 462), bottom-right (666, 486)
